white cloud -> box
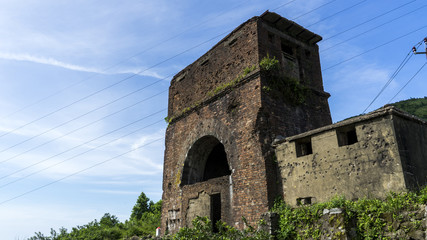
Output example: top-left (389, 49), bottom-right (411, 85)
top-left (0, 52), bottom-right (164, 79)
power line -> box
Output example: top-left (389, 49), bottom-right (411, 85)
top-left (363, 39), bottom-right (425, 112)
top-left (0, 109), bottom-right (166, 179)
top-left (0, 30), bottom-right (229, 140)
top-left (0, 137), bottom-right (164, 205)
top-left (0, 77), bottom-right (169, 155)
top-left (322, 24), bottom-right (427, 71)
top-left (0, 118), bottom-right (165, 188)
top-left (322, 0), bottom-right (417, 42)
top-left (306, 0), bottom-right (367, 28)
top-left (272, 0), bottom-right (298, 11)
top-left (292, 0), bottom-right (337, 20)
top-left (0, 1), bottom-right (249, 121)
top-left (362, 49), bottom-right (414, 113)
top-left (321, 4), bottom-right (427, 53)
top-left (0, 0), bottom-right (365, 148)
top-left (388, 61), bottom-right (427, 103)
top-left (0, 90), bottom-right (167, 165)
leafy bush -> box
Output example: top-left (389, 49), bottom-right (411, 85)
top-left (273, 186), bottom-right (427, 240)
top-left (165, 216), bottom-right (272, 240)
top-left (260, 54), bottom-right (279, 72)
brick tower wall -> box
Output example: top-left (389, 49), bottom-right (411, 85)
top-left (161, 12), bottom-right (333, 235)
top-left (161, 17), bottom-right (271, 233)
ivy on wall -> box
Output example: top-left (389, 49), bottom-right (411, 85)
top-left (260, 54), bottom-right (309, 105)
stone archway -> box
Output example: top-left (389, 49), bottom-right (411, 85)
top-left (181, 135), bottom-right (231, 186)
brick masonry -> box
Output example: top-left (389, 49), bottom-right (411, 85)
top-left (161, 11), bottom-right (332, 234)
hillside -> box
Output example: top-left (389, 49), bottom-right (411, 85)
top-left (391, 97), bottom-right (427, 120)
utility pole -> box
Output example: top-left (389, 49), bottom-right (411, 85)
top-left (412, 37), bottom-right (427, 58)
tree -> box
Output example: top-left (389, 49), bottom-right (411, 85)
top-left (130, 192), bottom-right (152, 220)
top-left (100, 213), bottom-right (120, 227)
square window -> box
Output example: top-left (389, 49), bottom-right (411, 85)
top-left (297, 197), bottom-right (313, 206)
top-left (337, 126), bottom-right (358, 146)
top-left (296, 138), bottom-right (313, 157)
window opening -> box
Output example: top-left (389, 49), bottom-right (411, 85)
top-left (295, 138), bottom-right (313, 157)
top-left (337, 126), bottom-right (358, 146)
top-left (296, 197), bottom-right (313, 206)
top-left (281, 42), bottom-right (295, 60)
top-left (268, 32), bottom-right (274, 42)
top-left (210, 193), bottom-right (221, 233)
top-left (181, 136), bottom-right (231, 186)
top-left (203, 143), bottom-right (231, 181)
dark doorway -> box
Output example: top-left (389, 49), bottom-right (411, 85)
top-left (210, 193), bottom-right (221, 232)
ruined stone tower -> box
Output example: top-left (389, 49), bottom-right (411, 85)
top-left (161, 11), bottom-right (332, 233)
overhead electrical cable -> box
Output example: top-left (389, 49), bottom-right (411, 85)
top-left (0, 0), bottom-right (358, 146)
top-left (322, 0), bottom-right (417, 42)
top-left (0, 137), bottom-right (164, 205)
top-left (0, 117), bottom-right (165, 187)
top-left (0, 77), bottom-right (170, 155)
top-left (388, 61), bottom-right (427, 104)
top-left (321, 4), bottom-right (427, 53)
top-left (0, 90), bottom-right (167, 165)
top-left (272, 0), bottom-right (299, 11)
top-left (322, 24), bottom-right (427, 71)
top-left (0, 30), bottom-right (229, 140)
top-left (0, 1), bottom-right (249, 121)
top-left (291, 0), bottom-right (337, 20)
top-left (362, 48), bottom-right (415, 113)
top-left (306, 0), bottom-right (367, 28)
top-left (362, 39), bottom-right (424, 113)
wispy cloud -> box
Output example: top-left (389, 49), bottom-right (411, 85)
top-left (0, 52), bottom-right (164, 78)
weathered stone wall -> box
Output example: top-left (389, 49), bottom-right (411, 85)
top-left (167, 18), bottom-right (259, 118)
top-left (182, 176), bottom-right (231, 228)
top-left (393, 114), bottom-right (427, 189)
top-left (254, 13), bottom-right (332, 206)
top-left (275, 108), bottom-right (409, 207)
top-left (161, 75), bottom-right (270, 233)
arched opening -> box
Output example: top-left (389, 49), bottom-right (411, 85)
top-left (181, 136), bottom-right (231, 186)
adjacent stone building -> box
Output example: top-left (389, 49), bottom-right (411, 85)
top-left (275, 106), bottom-right (427, 207)
top-left (160, 11), bottom-right (427, 234)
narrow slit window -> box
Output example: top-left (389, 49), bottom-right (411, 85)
top-left (210, 193), bottom-right (221, 233)
top-left (268, 33), bottom-right (274, 42)
top-left (295, 138), bottom-right (313, 157)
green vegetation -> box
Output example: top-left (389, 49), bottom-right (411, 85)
top-left (165, 216), bottom-right (272, 240)
top-left (260, 54), bottom-right (308, 105)
top-left (260, 54), bottom-right (279, 72)
top-left (28, 192), bottom-right (162, 240)
top-left (273, 186), bottom-right (427, 239)
top-left (391, 97), bottom-right (427, 120)
top-left (207, 65), bottom-right (257, 97)
top-left (29, 186), bottom-right (427, 239)
top-left (165, 65), bottom-right (257, 124)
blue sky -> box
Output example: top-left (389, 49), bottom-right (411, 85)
top-left (0, 0), bottom-right (426, 239)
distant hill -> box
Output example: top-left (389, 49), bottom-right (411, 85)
top-left (391, 97), bottom-right (427, 120)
